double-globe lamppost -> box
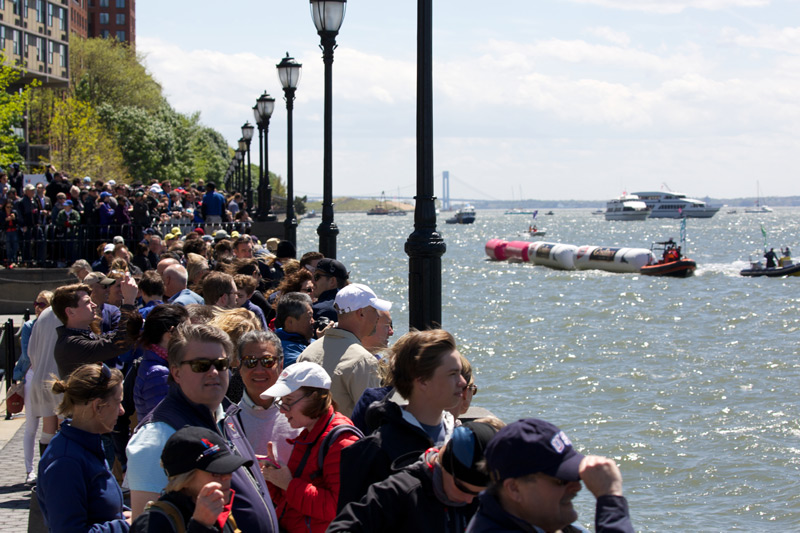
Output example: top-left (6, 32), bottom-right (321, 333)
top-left (237, 138), bottom-right (248, 204)
top-left (235, 149), bottom-right (244, 193)
top-left (253, 92), bottom-right (276, 221)
top-left (277, 53), bottom-right (302, 246)
top-left (310, 0), bottom-right (346, 258)
top-left (241, 122), bottom-right (255, 212)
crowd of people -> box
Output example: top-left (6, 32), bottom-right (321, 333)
top-left (11, 185), bottom-right (635, 533)
top-left (0, 165), bottom-right (253, 268)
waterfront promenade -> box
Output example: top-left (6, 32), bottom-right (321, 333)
top-left (0, 404), bottom-right (34, 532)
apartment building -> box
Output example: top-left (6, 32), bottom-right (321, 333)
top-left (0, 0), bottom-right (71, 86)
top-left (87, 0), bottom-right (134, 47)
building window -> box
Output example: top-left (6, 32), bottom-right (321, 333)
top-left (12, 30), bottom-right (20, 56)
top-left (0, 27), bottom-right (5, 51)
top-left (99, 0), bottom-right (108, 6)
top-left (60, 7), bottom-right (67, 30)
top-left (47, 3), bottom-right (53, 26)
top-left (60, 44), bottom-right (67, 67)
top-left (13, 0), bottom-right (19, 16)
top-left (115, 30), bottom-right (125, 41)
top-left (116, 0), bottom-right (124, 7)
top-left (101, 29), bottom-right (109, 38)
top-left (116, 13), bottom-right (124, 24)
top-left (99, 12), bottom-right (109, 24)
top-left (38, 37), bottom-right (45, 62)
top-left (36, 0), bottom-right (45, 23)
top-left (22, 0), bottom-right (28, 18)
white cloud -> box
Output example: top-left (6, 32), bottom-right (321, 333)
top-left (588, 26), bottom-right (631, 46)
top-left (721, 25), bottom-right (800, 54)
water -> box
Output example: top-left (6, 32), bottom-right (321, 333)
top-left (298, 208), bottom-right (800, 531)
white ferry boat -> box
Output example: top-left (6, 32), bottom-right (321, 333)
top-left (604, 194), bottom-right (651, 221)
top-left (632, 191), bottom-right (720, 219)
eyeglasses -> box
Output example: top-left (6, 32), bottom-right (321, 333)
top-left (313, 273), bottom-right (330, 282)
top-left (275, 392), bottom-right (311, 412)
top-left (302, 287), bottom-right (313, 293)
top-left (33, 301), bottom-right (48, 308)
top-left (453, 476), bottom-right (482, 496)
top-left (240, 356), bottom-right (277, 370)
top-left (180, 357), bottom-right (230, 373)
top-left (466, 384), bottom-right (478, 396)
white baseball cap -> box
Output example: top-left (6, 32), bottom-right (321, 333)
top-left (261, 361), bottom-right (331, 399)
top-left (103, 243), bottom-right (115, 254)
top-left (334, 283), bottom-right (391, 314)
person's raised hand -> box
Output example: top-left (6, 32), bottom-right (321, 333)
top-left (579, 455), bottom-right (623, 498)
top-left (192, 481), bottom-right (226, 527)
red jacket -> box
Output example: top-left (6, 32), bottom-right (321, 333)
top-left (269, 406), bottom-right (360, 533)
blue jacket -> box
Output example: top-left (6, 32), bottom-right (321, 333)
top-left (133, 348), bottom-right (170, 420)
top-left (243, 300), bottom-right (268, 330)
top-left (168, 288), bottom-right (205, 306)
top-left (13, 317), bottom-right (35, 380)
top-left (38, 421), bottom-right (130, 533)
top-left (275, 328), bottom-right (310, 367)
top-left (201, 191), bottom-right (226, 217)
top-left (312, 288), bottom-right (338, 323)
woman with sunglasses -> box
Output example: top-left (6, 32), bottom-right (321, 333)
top-left (449, 355), bottom-right (478, 425)
top-left (261, 361), bottom-right (362, 533)
top-left (328, 420), bottom-right (502, 533)
top-left (14, 290), bottom-right (53, 485)
top-left (38, 363), bottom-right (130, 533)
top-left (126, 304), bottom-right (189, 420)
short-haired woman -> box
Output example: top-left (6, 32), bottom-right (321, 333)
top-left (337, 329), bottom-right (467, 509)
top-left (261, 361), bottom-right (361, 533)
top-left (37, 363), bottom-right (130, 532)
top-left (131, 426), bottom-right (249, 533)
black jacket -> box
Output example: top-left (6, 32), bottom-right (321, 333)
top-left (337, 394), bottom-right (437, 512)
top-left (465, 490), bottom-right (634, 533)
top-left (329, 460), bottom-right (477, 533)
top-left (130, 490), bottom-right (236, 533)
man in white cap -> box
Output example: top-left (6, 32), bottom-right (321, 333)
top-left (297, 283), bottom-right (391, 417)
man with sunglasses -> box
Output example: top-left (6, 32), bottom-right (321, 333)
top-left (466, 418), bottom-right (634, 533)
top-left (311, 258), bottom-right (350, 323)
top-left (329, 420), bottom-right (500, 533)
top-left (229, 330), bottom-right (301, 465)
top-left (126, 323), bottom-right (279, 533)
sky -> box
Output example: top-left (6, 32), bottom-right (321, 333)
top-left (136, 0), bottom-right (800, 202)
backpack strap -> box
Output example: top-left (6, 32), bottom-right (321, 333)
top-left (310, 424), bottom-right (364, 481)
top-left (145, 500), bottom-right (186, 533)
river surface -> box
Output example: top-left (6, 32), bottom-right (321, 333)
top-left (297, 207), bottom-right (800, 531)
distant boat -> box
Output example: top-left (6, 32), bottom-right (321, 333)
top-left (368, 191), bottom-right (390, 215)
top-left (446, 204), bottom-right (476, 224)
top-left (545, 211), bottom-right (555, 216)
top-left (632, 191), bottom-right (720, 219)
top-left (504, 208), bottom-right (536, 215)
top-left (591, 209), bottom-right (604, 215)
top-left (387, 209), bottom-right (407, 216)
top-left (744, 181), bottom-right (773, 213)
top-left (604, 194), bottom-right (651, 221)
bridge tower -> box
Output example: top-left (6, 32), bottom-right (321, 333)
top-left (442, 171), bottom-right (450, 211)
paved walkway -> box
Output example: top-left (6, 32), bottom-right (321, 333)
top-left (0, 401), bottom-right (33, 533)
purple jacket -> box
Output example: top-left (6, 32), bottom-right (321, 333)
top-left (133, 348), bottom-right (170, 420)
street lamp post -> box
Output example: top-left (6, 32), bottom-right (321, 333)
top-left (241, 122), bottom-right (255, 212)
top-left (405, 0), bottom-right (445, 330)
top-left (237, 138), bottom-right (247, 200)
top-left (277, 52), bottom-right (302, 246)
top-left (235, 149), bottom-right (244, 194)
top-left (254, 92), bottom-right (276, 221)
top-left (310, 0), bottom-right (346, 258)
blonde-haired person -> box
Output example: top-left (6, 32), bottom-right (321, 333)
top-left (37, 363), bottom-right (130, 532)
top-left (14, 290), bottom-right (53, 484)
top-left (185, 252), bottom-right (210, 290)
top-left (449, 355), bottom-right (478, 424)
top-left (208, 306), bottom-right (262, 404)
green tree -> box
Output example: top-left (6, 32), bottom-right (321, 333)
top-left (0, 55), bottom-right (38, 167)
top-left (294, 195), bottom-right (307, 215)
top-left (270, 171), bottom-right (286, 199)
top-left (70, 38), bottom-right (163, 112)
top-left (49, 97), bottom-right (128, 180)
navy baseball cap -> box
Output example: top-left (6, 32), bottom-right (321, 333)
top-left (485, 418), bottom-right (584, 482)
top-left (161, 426), bottom-right (251, 477)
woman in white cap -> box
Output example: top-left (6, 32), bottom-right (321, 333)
top-left (260, 361), bottom-right (362, 533)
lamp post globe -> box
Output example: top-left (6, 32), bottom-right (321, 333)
top-left (310, 0), bottom-right (346, 259)
top-left (277, 53), bottom-right (302, 246)
top-left (254, 92), bottom-right (276, 221)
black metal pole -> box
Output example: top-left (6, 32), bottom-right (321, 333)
top-left (405, 0), bottom-right (445, 330)
top-left (256, 122), bottom-right (265, 218)
top-left (264, 117), bottom-right (275, 221)
top-left (246, 142), bottom-right (253, 211)
top-left (283, 88), bottom-right (297, 245)
top-left (316, 33), bottom-right (339, 258)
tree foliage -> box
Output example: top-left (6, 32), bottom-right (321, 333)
top-left (49, 97), bottom-right (127, 181)
top-left (0, 54), bottom-right (38, 167)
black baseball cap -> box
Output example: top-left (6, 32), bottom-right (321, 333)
top-left (441, 421), bottom-right (499, 486)
top-left (316, 258), bottom-right (348, 280)
top-left (161, 426), bottom-right (252, 477)
top-left (485, 418), bottom-right (584, 482)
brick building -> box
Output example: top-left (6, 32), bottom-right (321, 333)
top-left (87, 0), bottom-right (134, 47)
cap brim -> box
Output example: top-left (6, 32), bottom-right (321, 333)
top-left (370, 298), bottom-right (392, 312)
top-left (554, 450), bottom-right (584, 482)
top-left (99, 279), bottom-right (116, 286)
top-left (203, 454), bottom-right (252, 475)
top-left (261, 382), bottom-right (293, 399)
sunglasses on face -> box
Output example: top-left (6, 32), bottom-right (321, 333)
top-left (34, 301), bottom-right (48, 308)
top-left (466, 384), bottom-right (478, 396)
top-left (180, 357), bottom-right (230, 373)
top-left (313, 273), bottom-right (330, 282)
top-left (453, 476), bottom-right (482, 496)
top-left (240, 356), bottom-right (277, 370)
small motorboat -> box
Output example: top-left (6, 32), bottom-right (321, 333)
top-left (545, 211), bottom-right (555, 216)
top-left (445, 204), bottom-right (476, 224)
top-left (640, 238), bottom-right (696, 277)
top-left (740, 254), bottom-right (800, 277)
